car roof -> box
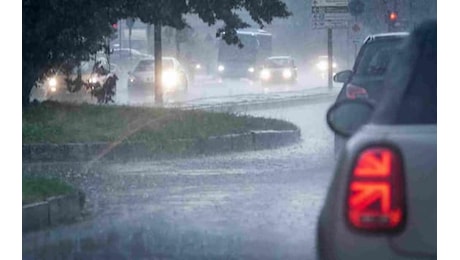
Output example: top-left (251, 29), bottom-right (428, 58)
top-left (138, 57), bottom-right (175, 62)
top-left (267, 56), bottom-right (293, 60)
top-left (237, 29), bottom-right (271, 36)
top-left (363, 32), bottom-right (409, 44)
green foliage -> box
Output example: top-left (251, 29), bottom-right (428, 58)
top-left (22, 101), bottom-right (298, 146)
top-left (23, 177), bottom-right (75, 205)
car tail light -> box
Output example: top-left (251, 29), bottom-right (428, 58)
top-left (347, 147), bottom-right (405, 231)
top-left (346, 84), bottom-right (368, 99)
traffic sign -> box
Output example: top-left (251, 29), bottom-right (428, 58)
top-left (312, 0), bottom-right (351, 30)
top-left (348, 0), bottom-right (365, 17)
top-left (126, 18), bottom-right (135, 30)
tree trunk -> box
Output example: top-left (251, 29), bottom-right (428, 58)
top-left (22, 66), bottom-right (37, 107)
top-left (154, 22), bottom-right (163, 104)
top-left (175, 30), bottom-right (181, 58)
top-left (146, 24), bottom-right (153, 55)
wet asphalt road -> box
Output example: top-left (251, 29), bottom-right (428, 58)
top-left (22, 100), bottom-right (336, 260)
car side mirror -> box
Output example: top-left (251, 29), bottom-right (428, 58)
top-left (333, 70), bottom-right (352, 83)
top-left (326, 99), bottom-right (375, 137)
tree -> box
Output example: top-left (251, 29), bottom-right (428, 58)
top-left (23, 0), bottom-right (291, 106)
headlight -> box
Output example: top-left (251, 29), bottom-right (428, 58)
top-left (316, 61), bottom-right (328, 72)
top-left (89, 76), bottom-right (98, 84)
top-left (316, 61), bottom-right (337, 71)
top-left (195, 64), bottom-right (201, 70)
top-left (282, 69), bottom-right (293, 79)
top-left (260, 69), bottom-right (271, 81)
top-left (48, 77), bottom-right (57, 87)
top-left (162, 70), bottom-right (179, 88)
top-left (248, 67), bottom-right (255, 73)
top-left (218, 65), bottom-right (225, 72)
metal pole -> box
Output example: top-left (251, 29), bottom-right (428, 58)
top-left (327, 27), bottom-right (333, 89)
top-left (154, 22), bottom-right (163, 104)
top-left (129, 28), bottom-right (132, 58)
top-left (119, 20), bottom-right (122, 49)
top-left (354, 16), bottom-right (358, 58)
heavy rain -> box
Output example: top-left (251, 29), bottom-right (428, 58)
top-left (20, 0), bottom-right (437, 259)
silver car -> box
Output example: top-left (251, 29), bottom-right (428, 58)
top-left (127, 57), bottom-right (188, 99)
top-left (317, 21), bottom-right (436, 260)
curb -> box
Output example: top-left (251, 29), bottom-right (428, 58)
top-left (22, 191), bottom-right (85, 233)
top-left (177, 89), bottom-right (339, 113)
top-left (22, 129), bottom-right (301, 163)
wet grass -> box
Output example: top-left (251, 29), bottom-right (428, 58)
top-left (22, 101), bottom-right (297, 146)
top-left (23, 177), bottom-right (75, 205)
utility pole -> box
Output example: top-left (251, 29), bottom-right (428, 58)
top-left (119, 20), bottom-right (122, 49)
top-left (126, 18), bottom-right (135, 57)
top-left (154, 22), bottom-right (163, 104)
top-left (327, 27), bottom-right (333, 89)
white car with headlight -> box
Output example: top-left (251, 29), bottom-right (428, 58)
top-left (259, 56), bottom-right (297, 85)
top-left (127, 57), bottom-right (188, 99)
top-left (315, 55), bottom-right (339, 79)
top-left (42, 57), bottom-right (109, 98)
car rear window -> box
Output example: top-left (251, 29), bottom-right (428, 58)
top-left (354, 38), bottom-right (405, 77)
top-left (372, 23), bottom-right (436, 125)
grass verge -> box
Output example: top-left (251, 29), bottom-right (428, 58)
top-left (23, 177), bottom-right (75, 205)
top-left (23, 101), bottom-right (298, 150)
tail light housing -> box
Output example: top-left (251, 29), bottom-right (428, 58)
top-left (347, 147), bottom-right (405, 232)
top-left (346, 83), bottom-right (368, 99)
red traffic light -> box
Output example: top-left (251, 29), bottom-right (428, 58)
top-left (389, 12), bottom-right (398, 21)
top-left (112, 23), bottom-right (118, 29)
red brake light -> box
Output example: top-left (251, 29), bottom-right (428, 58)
top-left (347, 147), bottom-right (405, 231)
top-left (346, 84), bottom-right (368, 99)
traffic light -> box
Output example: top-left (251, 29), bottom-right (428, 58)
top-left (386, 11), bottom-right (399, 31)
top-left (111, 23), bottom-right (118, 40)
top-left (389, 11), bottom-right (398, 22)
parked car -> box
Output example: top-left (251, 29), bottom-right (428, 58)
top-left (317, 20), bottom-right (436, 260)
top-left (259, 56), bottom-right (298, 85)
top-left (333, 32), bottom-right (409, 156)
top-left (127, 57), bottom-right (188, 99)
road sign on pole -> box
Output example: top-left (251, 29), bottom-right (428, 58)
top-left (312, 0), bottom-right (351, 30)
top-left (126, 18), bottom-right (135, 57)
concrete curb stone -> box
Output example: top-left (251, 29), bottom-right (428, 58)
top-left (22, 191), bottom-right (84, 233)
top-left (23, 129), bottom-right (301, 163)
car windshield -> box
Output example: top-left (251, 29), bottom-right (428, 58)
top-left (265, 58), bottom-right (292, 68)
top-left (354, 39), bottom-right (405, 77)
top-left (134, 59), bottom-right (173, 72)
top-left (22, 1), bottom-right (438, 259)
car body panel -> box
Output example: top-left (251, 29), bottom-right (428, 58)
top-left (318, 124), bottom-right (436, 260)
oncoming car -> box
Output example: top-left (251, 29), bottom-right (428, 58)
top-left (259, 56), bottom-right (297, 85)
top-left (317, 20), bottom-right (436, 260)
top-left (127, 57), bottom-right (188, 99)
top-left (315, 55), bottom-right (339, 79)
top-left (42, 57), bottom-right (110, 99)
